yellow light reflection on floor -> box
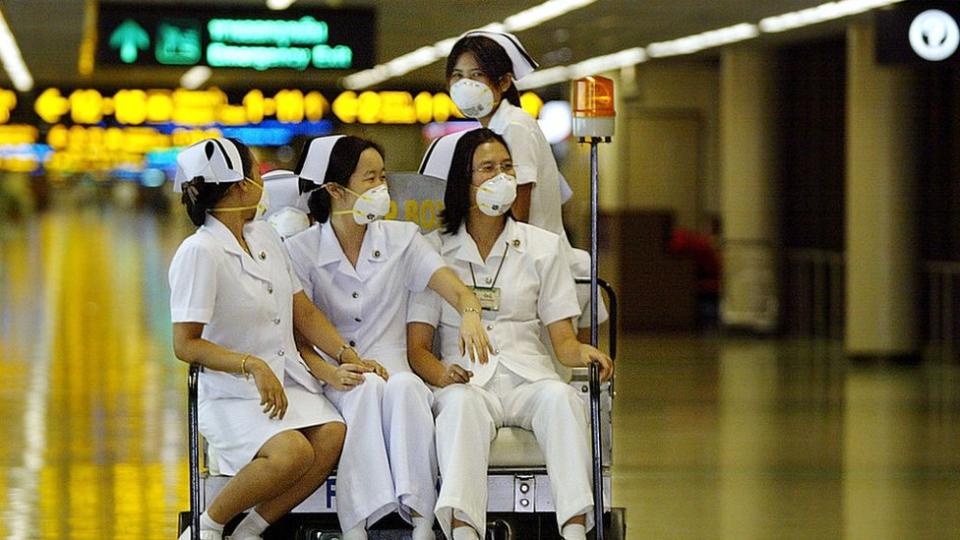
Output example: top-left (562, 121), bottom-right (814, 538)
top-left (1, 208), bottom-right (189, 539)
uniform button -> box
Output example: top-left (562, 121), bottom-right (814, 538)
top-left (485, 277), bottom-right (493, 285)
top-left (349, 340), bottom-right (356, 347)
top-left (494, 348), bottom-right (500, 354)
top-left (373, 250), bottom-right (381, 258)
top-left (277, 349), bottom-right (285, 356)
top-left (486, 324), bottom-right (493, 331)
top-left (258, 251), bottom-right (267, 260)
top-left (267, 286), bottom-right (274, 294)
top-left (273, 317), bottom-right (281, 325)
top-left (352, 291), bottom-right (359, 298)
top-left (512, 239), bottom-right (521, 248)
top-left (355, 317), bottom-right (362, 322)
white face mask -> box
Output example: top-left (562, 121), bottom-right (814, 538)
top-left (334, 183), bottom-right (391, 225)
top-left (450, 78), bottom-right (496, 119)
top-left (475, 173), bottom-right (517, 216)
top-left (267, 207), bottom-right (310, 239)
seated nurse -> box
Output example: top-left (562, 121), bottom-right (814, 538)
top-left (169, 138), bottom-right (352, 540)
top-left (283, 135), bottom-right (491, 540)
top-left (406, 128), bottom-right (614, 540)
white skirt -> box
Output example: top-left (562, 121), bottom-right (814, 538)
top-left (198, 375), bottom-right (342, 476)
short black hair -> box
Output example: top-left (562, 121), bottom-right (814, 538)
top-left (446, 36), bottom-right (521, 108)
top-left (181, 138), bottom-right (256, 226)
top-left (440, 128), bottom-right (511, 235)
top-left (295, 136), bottom-right (384, 223)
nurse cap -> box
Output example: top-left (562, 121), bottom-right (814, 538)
top-left (262, 169), bottom-right (308, 217)
top-left (296, 135), bottom-right (345, 186)
top-left (457, 30), bottom-right (539, 81)
top-left (173, 138), bottom-right (245, 193)
top-left (418, 127), bottom-right (478, 181)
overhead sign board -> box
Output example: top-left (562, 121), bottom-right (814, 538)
top-left (97, 2), bottom-right (375, 71)
top-left (876, 1), bottom-right (960, 65)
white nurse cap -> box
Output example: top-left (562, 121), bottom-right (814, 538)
top-left (296, 135), bottom-right (345, 186)
top-left (173, 138), bottom-right (245, 193)
top-left (262, 169), bottom-right (304, 216)
top-left (263, 169), bottom-right (311, 239)
top-left (418, 128), bottom-right (478, 181)
top-left (458, 30), bottom-right (539, 81)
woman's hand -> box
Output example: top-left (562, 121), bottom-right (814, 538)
top-left (459, 311), bottom-right (494, 364)
top-left (438, 364), bottom-right (473, 387)
top-left (249, 358), bottom-right (288, 419)
top-left (331, 362), bottom-right (371, 391)
top-left (578, 344), bottom-right (614, 382)
top-left (361, 359), bottom-right (389, 381)
top-left (340, 347), bottom-right (387, 381)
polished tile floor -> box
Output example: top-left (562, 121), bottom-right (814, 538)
top-left (2, 206), bottom-right (960, 539)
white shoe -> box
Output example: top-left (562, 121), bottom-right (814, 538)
top-left (178, 528), bottom-right (222, 540)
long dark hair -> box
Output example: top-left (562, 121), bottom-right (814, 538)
top-left (296, 136), bottom-right (384, 223)
top-left (181, 138), bottom-right (255, 227)
top-left (446, 36), bottom-right (521, 108)
top-left (440, 128), bottom-right (511, 235)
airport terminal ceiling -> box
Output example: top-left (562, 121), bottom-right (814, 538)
top-left (1, 0), bottom-right (845, 91)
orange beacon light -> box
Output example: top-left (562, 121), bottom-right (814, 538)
top-left (572, 75), bottom-right (615, 140)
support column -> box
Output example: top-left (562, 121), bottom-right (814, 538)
top-left (719, 47), bottom-right (779, 332)
top-left (845, 22), bottom-right (918, 360)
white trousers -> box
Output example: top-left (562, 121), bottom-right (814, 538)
top-left (432, 366), bottom-right (594, 539)
top-left (326, 371), bottom-right (437, 531)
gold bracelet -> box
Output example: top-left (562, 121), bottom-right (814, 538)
top-left (240, 354), bottom-right (251, 379)
top-left (463, 306), bottom-right (481, 315)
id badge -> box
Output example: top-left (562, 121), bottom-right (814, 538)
top-left (470, 286), bottom-right (501, 311)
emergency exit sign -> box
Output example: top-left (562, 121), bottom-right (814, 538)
top-left (96, 2), bottom-right (375, 71)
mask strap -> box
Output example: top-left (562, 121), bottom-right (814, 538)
top-left (210, 204), bottom-right (258, 213)
top-left (210, 178), bottom-right (262, 213)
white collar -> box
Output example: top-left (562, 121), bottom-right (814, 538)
top-left (487, 100), bottom-right (515, 134)
top-left (442, 217), bottom-right (525, 265)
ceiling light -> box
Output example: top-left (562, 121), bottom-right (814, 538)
top-left (517, 66), bottom-right (572, 90)
top-left (759, 0), bottom-right (907, 33)
top-left (180, 66), bottom-right (212, 89)
top-left (515, 0), bottom-right (907, 90)
top-left (504, 0), bottom-right (596, 32)
top-left (570, 47), bottom-right (646, 78)
top-left (518, 48), bottom-right (647, 90)
top-left (647, 23), bottom-right (759, 58)
top-left (0, 8), bottom-right (32, 92)
top-left (266, 0), bottom-right (297, 10)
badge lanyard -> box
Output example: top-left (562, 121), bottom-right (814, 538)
top-left (468, 242), bottom-right (509, 311)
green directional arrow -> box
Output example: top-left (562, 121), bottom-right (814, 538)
top-left (109, 19), bottom-right (150, 63)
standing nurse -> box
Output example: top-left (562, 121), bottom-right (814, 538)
top-left (284, 135), bottom-right (491, 540)
top-left (169, 138), bottom-right (355, 540)
top-left (446, 30), bottom-right (561, 236)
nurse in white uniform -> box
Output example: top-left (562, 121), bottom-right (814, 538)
top-left (406, 129), bottom-right (614, 540)
top-left (284, 135), bottom-right (491, 540)
top-left (442, 30), bottom-right (608, 338)
top-left (169, 138), bottom-right (364, 540)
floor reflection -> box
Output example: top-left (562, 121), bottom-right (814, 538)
top-left (1, 207), bottom-right (960, 538)
top-left (612, 337), bottom-right (960, 539)
top-left (1, 208), bottom-right (191, 539)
